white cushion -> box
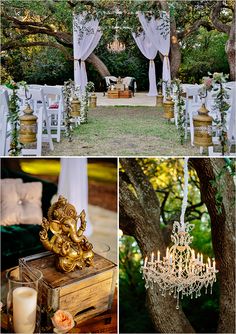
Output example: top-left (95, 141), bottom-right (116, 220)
top-left (0, 179), bottom-right (43, 225)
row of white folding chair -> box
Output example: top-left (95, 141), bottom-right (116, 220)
top-left (28, 85), bottom-right (64, 142)
top-left (1, 84), bottom-right (64, 146)
top-left (187, 87), bottom-right (235, 155)
top-left (22, 88), bottom-right (54, 156)
top-left (0, 88), bottom-right (54, 156)
top-left (13, 85), bottom-right (64, 143)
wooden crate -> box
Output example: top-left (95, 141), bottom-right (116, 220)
top-left (19, 251), bottom-right (117, 332)
top-left (107, 90), bottom-right (120, 98)
top-left (120, 90), bottom-right (132, 98)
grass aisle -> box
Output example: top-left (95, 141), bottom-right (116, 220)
top-left (43, 106), bottom-right (201, 156)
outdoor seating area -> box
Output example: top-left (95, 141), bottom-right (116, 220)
top-left (1, 80), bottom-right (235, 156)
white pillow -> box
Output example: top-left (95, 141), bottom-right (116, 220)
top-left (0, 179), bottom-right (43, 225)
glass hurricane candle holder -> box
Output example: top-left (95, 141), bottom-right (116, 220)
top-left (92, 241), bottom-right (110, 259)
top-left (7, 267), bottom-right (43, 334)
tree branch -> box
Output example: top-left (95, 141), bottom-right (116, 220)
top-left (1, 41), bottom-right (73, 60)
top-left (177, 19), bottom-right (213, 39)
top-left (2, 11), bottom-right (73, 46)
top-left (211, 0), bottom-right (231, 34)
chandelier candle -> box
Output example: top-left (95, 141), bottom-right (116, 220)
top-left (141, 158), bottom-right (218, 309)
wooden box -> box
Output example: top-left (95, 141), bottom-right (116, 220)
top-left (19, 251), bottom-right (117, 332)
top-left (108, 90), bottom-right (120, 98)
top-left (120, 90), bottom-right (132, 98)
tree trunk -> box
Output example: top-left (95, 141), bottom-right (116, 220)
top-left (170, 18), bottom-right (182, 79)
top-left (119, 158), bottom-right (195, 333)
top-left (190, 158), bottom-right (235, 333)
top-left (86, 53), bottom-right (110, 77)
top-left (211, 0), bottom-right (235, 80)
top-left (226, 5), bottom-right (235, 81)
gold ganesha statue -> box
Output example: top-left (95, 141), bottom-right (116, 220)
top-left (39, 195), bottom-right (94, 272)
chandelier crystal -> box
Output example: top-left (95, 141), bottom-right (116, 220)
top-left (141, 158), bottom-right (218, 309)
top-left (107, 34), bottom-right (126, 53)
top-left (107, 24), bottom-right (125, 53)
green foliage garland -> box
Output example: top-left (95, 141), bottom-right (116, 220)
top-left (173, 79), bottom-right (185, 145)
top-left (211, 73), bottom-right (230, 155)
top-left (62, 79), bottom-right (74, 142)
top-left (80, 81), bottom-right (95, 124)
top-left (5, 80), bottom-right (26, 155)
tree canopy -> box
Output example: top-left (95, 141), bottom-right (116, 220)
top-left (119, 158), bottom-right (235, 333)
top-left (1, 0), bottom-right (235, 87)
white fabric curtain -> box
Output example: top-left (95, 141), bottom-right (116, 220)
top-left (138, 12), bottom-right (171, 90)
top-left (58, 158), bottom-right (92, 236)
top-left (73, 14), bottom-right (102, 92)
top-left (132, 32), bottom-right (158, 96)
top-left (157, 13), bottom-right (171, 83)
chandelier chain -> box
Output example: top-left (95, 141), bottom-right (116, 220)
top-left (180, 157), bottom-right (189, 228)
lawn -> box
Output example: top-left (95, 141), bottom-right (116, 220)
top-left (43, 106), bottom-right (201, 156)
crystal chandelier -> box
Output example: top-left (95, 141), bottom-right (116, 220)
top-left (107, 25), bottom-right (125, 53)
top-left (141, 158), bottom-right (218, 309)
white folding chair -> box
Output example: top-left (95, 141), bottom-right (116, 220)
top-left (0, 89), bottom-right (10, 156)
top-left (185, 86), bottom-right (201, 145)
top-left (208, 86), bottom-right (236, 156)
top-left (42, 86), bottom-right (64, 142)
top-left (21, 88), bottom-right (54, 156)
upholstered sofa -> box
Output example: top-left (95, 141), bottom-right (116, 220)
top-left (1, 168), bottom-right (57, 270)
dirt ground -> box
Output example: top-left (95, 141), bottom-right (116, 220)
top-left (43, 106), bottom-right (201, 156)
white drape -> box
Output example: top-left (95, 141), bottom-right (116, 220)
top-left (58, 158), bottom-right (92, 236)
top-left (132, 32), bottom-right (158, 96)
top-left (138, 12), bottom-right (171, 89)
top-left (73, 14), bottom-right (102, 92)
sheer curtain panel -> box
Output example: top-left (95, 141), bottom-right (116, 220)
top-left (73, 14), bottom-right (102, 92)
top-left (132, 32), bottom-right (158, 96)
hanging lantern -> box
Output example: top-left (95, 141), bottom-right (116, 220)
top-left (156, 91), bottom-right (164, 107)
top-left (19, 103), bottom-right (38, 144)
top-left (141, 158), bottom-right (218, 310)
top-left (90, 93), bottom-right (97, 108)
top-left (193, 103), bottom-right (213, 147)
top-left (70, 96), bottom-right (80, 117)
top-left (163, 96), bottom-right (174, 119)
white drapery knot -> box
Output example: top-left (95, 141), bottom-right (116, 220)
top-left (163, 54), bottom-right (170, 70)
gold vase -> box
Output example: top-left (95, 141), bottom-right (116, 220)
top-left (156, 93), bottom-right (164, 107)
top-left (90, 93), bottom-right (97, 108)
top-left (193, 103), bottom-right (213, 147)
top-left (70, 96), bottom-right (81, 117)
top-left (163, 96), bottom-right (174, 119)
top-left (19, 104), bottom-right (38, 144)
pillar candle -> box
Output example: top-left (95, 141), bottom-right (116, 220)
top-left (13, 287), bottom-right (37, 334)
top-left (166, 247), bottom-right (169, 258)
top-left (151, 252), bottom-right (154, 262)
top-left (208, 257), bottom-right (211, 267)
top-left (144, 257), bottom-right (147, 268)
top-left (157, 250), bottom-right (160, 262)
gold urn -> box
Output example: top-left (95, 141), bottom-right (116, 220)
top-left (193, 103), bottom-right (213, 147)
top-left (19, 103), bottom-right (38, 144)
top-left (70, 96), bottom-right (81, 117)
top-left (90, 93), bottom-right (97, 108)
top-left (163, 96), bottom-right (174, 119)
top-left (156, 92), bottom-right (164, 107)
